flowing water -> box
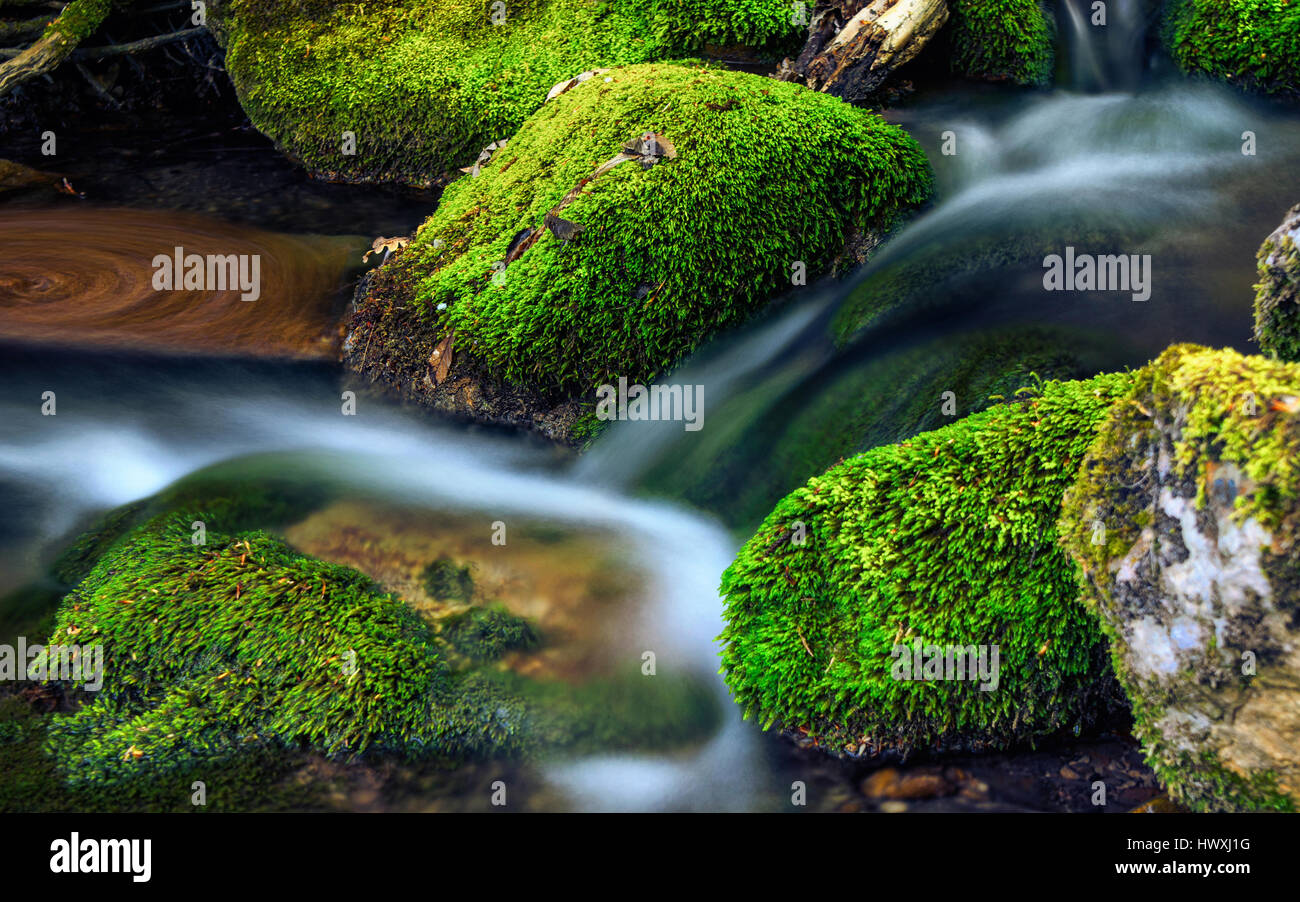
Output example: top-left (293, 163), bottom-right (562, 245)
top-left (2, 10), bottom-right (1298, 811)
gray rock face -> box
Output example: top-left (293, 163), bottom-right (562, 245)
top-left (1059, 345), bottom-right (1300, 811)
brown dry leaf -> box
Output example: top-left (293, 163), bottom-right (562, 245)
top-left (429, 329), bottom-right (455, 385)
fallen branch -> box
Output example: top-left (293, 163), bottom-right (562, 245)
top-left (73, 25), bottom-right (204, 58)
top-left (0, 0), bottom-right (112, 97)
top-left (1, 25), bottom-right (206, 63)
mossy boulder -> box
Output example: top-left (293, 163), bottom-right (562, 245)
top-left (718, 372), bottom-right (1134, 757)
top-left (42, 514), bottom-right (501, 787)
top-left (1162, 0), bottom-right (1300, 98)
top-left (946, 0), bottom-right (1055, 86)
top-left (25, 470), bottom-right (718, 793)
top-left (346, 62), bottom-right (933, 443)
top-left (1254, 203), bottom-right (1300, 363)
top-left (212, 0), bottom-right (803, 185)
top-left (1059, 345), bottom-right (1300, 811)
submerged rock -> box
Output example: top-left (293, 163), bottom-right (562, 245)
top-left (1059, 345), bottom-right (1300, 811)
top-left (210, 0), bottom-right (802, 185)
top-left (719, 373), bottom-right (1134, 757)
top-left (345, 62), bottom-right (933, 444)
top-left (640, 325), bottom-right (1116, 532)
top-left (1254, 203), bottom-right (1300, 363)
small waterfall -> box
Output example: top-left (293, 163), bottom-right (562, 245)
top-left (1058, 0), bottom-right (1151, 92)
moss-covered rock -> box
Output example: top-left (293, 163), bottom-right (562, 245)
top-left (1162, 0), bottom-right (1300, 98)
top-left (831, 225), bottom-right (1134, 346)
top-left (212, 0), bottom-right (803, 185)
top-left (346, 62), bottom-right (933, 443)
top-left (43, 514), bottom-right (486, 787)
top-left (1254, 203), bottom-right (1300, 363)
top-left (946, 0), bottom-right (1055, 86)
top-left (441, 605), bottom-right (539, 661)
top-left (1059, 345), bottom-right (1300, 811)
top-left (719, 372), bottom-right (1133, 757)
top-left (25, 469), bottom-right (718, 794)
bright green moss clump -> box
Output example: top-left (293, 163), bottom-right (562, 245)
top-left (947, 0), bottom-right (1055, 86)
top-left (22, 468), bottom-right (719, 796)
top-left (1163, 0), bottom-right (1300, 97)
top-left (719, 373), bottom-right (1134, 756)
top-left (1254, 204), bottom-right (1300, 362)
top-left (355, 62), bottom-right (932, 407)
top-left (214, 0), bottom-right (802, 184)
top-left (43, 514), bottom-right (480, 787)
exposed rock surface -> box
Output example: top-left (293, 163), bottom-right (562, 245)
top-left (1060, 345), bottom-right (1300, 811)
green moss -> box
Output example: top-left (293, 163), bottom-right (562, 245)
top-left (719, 372), bottom-right (1134, 755)
top-left (215, 0), bottom-right (803, 184)
top-left (43, 514), bottom-right (475, 788)
top-left (1059, 345), bottom-right (1300, 811)
top-left (441, 605), bottom-right (539, 660)
top-left (1163, 0), bottom-right (1300, 97)
top-left (0, 695), bottom-right (332, 812)
top-left (42, 0), bottom-right (111, 43)
top-left (421, 555), bottom-right (476, 603)
top-left (1254, 205), bottom-right (1300, 363)
top-left (947, 0), bottom-right (1055, 86)
top-left (357, 62), bottom-right (932, 406)
top-left (21, 469), bottom-right (719, 796)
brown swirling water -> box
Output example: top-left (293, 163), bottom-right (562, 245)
top-left (0, 207), bottom-right (362, 359)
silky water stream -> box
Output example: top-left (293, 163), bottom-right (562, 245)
top-left (2, 5), bottom-right (1299, 811)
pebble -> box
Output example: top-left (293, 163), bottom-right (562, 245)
top-left (861, 767), bottom-right (953, 800)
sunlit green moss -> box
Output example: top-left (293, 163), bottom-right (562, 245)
top-left (719, 372), bottom-right (1133, 755)
top-left (353, 62), bottom-right (932, 411)
top-left (213, 0), bottom-right (803, 184)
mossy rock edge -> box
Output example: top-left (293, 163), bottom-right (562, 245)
top-left (1254, 203), bottom-right (1300, 363)
top-left (719, 372), bottom-right (1134, 758)
top-left (1059, 345), bottom-right (1300, 812)
top-left (344, 62), bottom-right (933, 444)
